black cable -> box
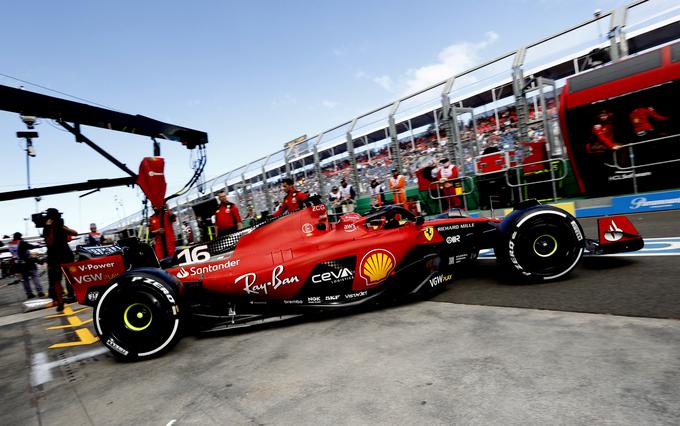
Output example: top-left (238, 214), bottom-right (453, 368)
top-left (0, 72), bottom-right (120, 111)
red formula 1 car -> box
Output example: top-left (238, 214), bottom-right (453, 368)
top-left (63, 199), bottom-right (643, 360)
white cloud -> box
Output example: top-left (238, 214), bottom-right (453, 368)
top-left (403, 31), bottom-right (499, 94)
top-left (372, 75), bottom-right (394, 92)
top-left (321, 100), bottom-right (338, 108)
top-left (354, 70), bottom-right (368, 79)
top-left (270, 94), bottom-right (297, 109)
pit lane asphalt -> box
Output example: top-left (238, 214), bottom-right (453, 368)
top-left (0, 210), bottom-right (678, 425)
top-left (433, 210), bottom-right (680, 319)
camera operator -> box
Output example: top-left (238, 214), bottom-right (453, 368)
top-left (42, 208), bottom-right (78, 311)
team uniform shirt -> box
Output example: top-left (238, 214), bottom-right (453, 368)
top-left (437, 164), bottom-right (458, 184)
top-left (85, 231), bottom-right (102, 246)
top-left (273, 189), bottom-right (308, 217)
top-left (214, 203), bottom-right (242, 233)
top-left (591, 123), bottom-right (617, 150)
top-left (339, 184), bottom-right (355, 201)
top-left (150, 211), bottom-right (176, 260)
top-left (630, 107), bottom-right (669, 135)
top-left (369, 183), bottom-right (385, 207)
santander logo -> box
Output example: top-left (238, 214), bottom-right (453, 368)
top-left (604, 220), bottom-right (623, 242)
top-left (176, 267), bottom-right (189, 279)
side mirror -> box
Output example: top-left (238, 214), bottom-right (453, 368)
top-left (316, 223), bottom-right (327, 231)
top-left (415, 216), bottom-right (425, 226)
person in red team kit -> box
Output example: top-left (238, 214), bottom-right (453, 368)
top-left (150, 204), bottom-right (176, 260)
top-left (436, 158), bottom-right (461, 210)
top-left (629, 105), bottom-right (669, 139)
top-left (589, 109), bottom-right (621, 154)
top-left (273, 178), bottom-right (308, 217)
top-left (214, 191), bottom-right (242, 237)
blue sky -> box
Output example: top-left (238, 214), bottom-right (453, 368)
top-left (0, 0), bottom-right (639, 237)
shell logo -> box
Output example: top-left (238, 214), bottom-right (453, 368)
top-left (359, 249), bottom-right (396, 286)
top-left (69, 266), bottom-right (77, 273)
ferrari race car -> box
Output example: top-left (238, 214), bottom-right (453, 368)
top-left (62, 199), bottom-right (643, 360)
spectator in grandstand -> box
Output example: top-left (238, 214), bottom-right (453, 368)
top-left (182, 221), bottom-right (194, 244)
top-left (339, 178), bottom-right (357, 213)
top-left (437, 158), bottom-right (461, 210)
top-left (84, 223), bottom-right (103, 246)
top-left (150, 204), bottom-right (177, 261)
top-left (43, 208), bottom-right (78, 311)
top-left (389, 168), bottom-right (407, 207)
top-left (8, 232), bottom-right (44, 299)
top-left (629, 104), bottom-right (669, 139)
top-left (369, 178), bottom-right (385, 209)
top-left (273, 178), bottom-right (308, 217)
top-left (214, 191), bottom-right (243, 237)
top-left (328, 186), bottom-right (342, 215)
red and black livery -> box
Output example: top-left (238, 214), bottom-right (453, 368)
top-left (63, 199), bottom-right (642, 360)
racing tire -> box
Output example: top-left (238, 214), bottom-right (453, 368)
top-left (94, 270), bottom-right (183, 361)
top-left (497, 206), bottom-right (585, 282)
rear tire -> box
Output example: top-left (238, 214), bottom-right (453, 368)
top-left (497, 207), bottom-right (585, 282)
top-left (95, 271), bottom-right (183, 361)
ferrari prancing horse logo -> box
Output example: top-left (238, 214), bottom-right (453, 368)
top-left (423, 227), bottom-right (434, 241)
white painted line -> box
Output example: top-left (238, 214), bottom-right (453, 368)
top-left (30, 347), bottom-right (109, 386)
top-left (30, 352), bottom-right (53, 387)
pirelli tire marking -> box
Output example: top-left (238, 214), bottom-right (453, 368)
top-left (95, 278), bottom-right (181, 358)
top-left (508, 209), bottom-right (584, 281)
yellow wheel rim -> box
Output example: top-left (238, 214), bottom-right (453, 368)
top-left (533, 234), bottom-right (558, 258)
top-left (123, 303), bottom-right (153, 331)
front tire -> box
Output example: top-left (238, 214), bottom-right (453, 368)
top-left (497, 207), bottom-right (585, 282)
top-left (95, 271), bottom-right (183, 361)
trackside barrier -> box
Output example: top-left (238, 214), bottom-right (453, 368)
top-left (609, 133), bottom-right (680, 194)
top-left (505, 158), bottom-right (568, 202)
top-left (428, 176), bottom-right (475, 211)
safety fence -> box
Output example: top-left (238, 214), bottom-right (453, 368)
top-left (101, 0), bottom-right (677, 241)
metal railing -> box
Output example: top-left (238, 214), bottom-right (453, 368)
top-left (608, 133), bottom-right (680, 194)
top-left (101, 0), bottom-right (673, 231)
top-left (505, 158), bottom-right (568, 202)
top-left (428, 176), bottom-right (476, 211)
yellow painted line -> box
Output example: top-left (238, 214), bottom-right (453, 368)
top-left (48, 328), bottom-right (99, 349)
top-left (46, 316), bottom-right (93, 330)
top-left (549, 201), bottom-right (576, 216)
top-left (46, 306), bottom-right (90, 318)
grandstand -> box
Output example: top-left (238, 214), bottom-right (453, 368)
top-left (103, 0), bottom-right (679, 241)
